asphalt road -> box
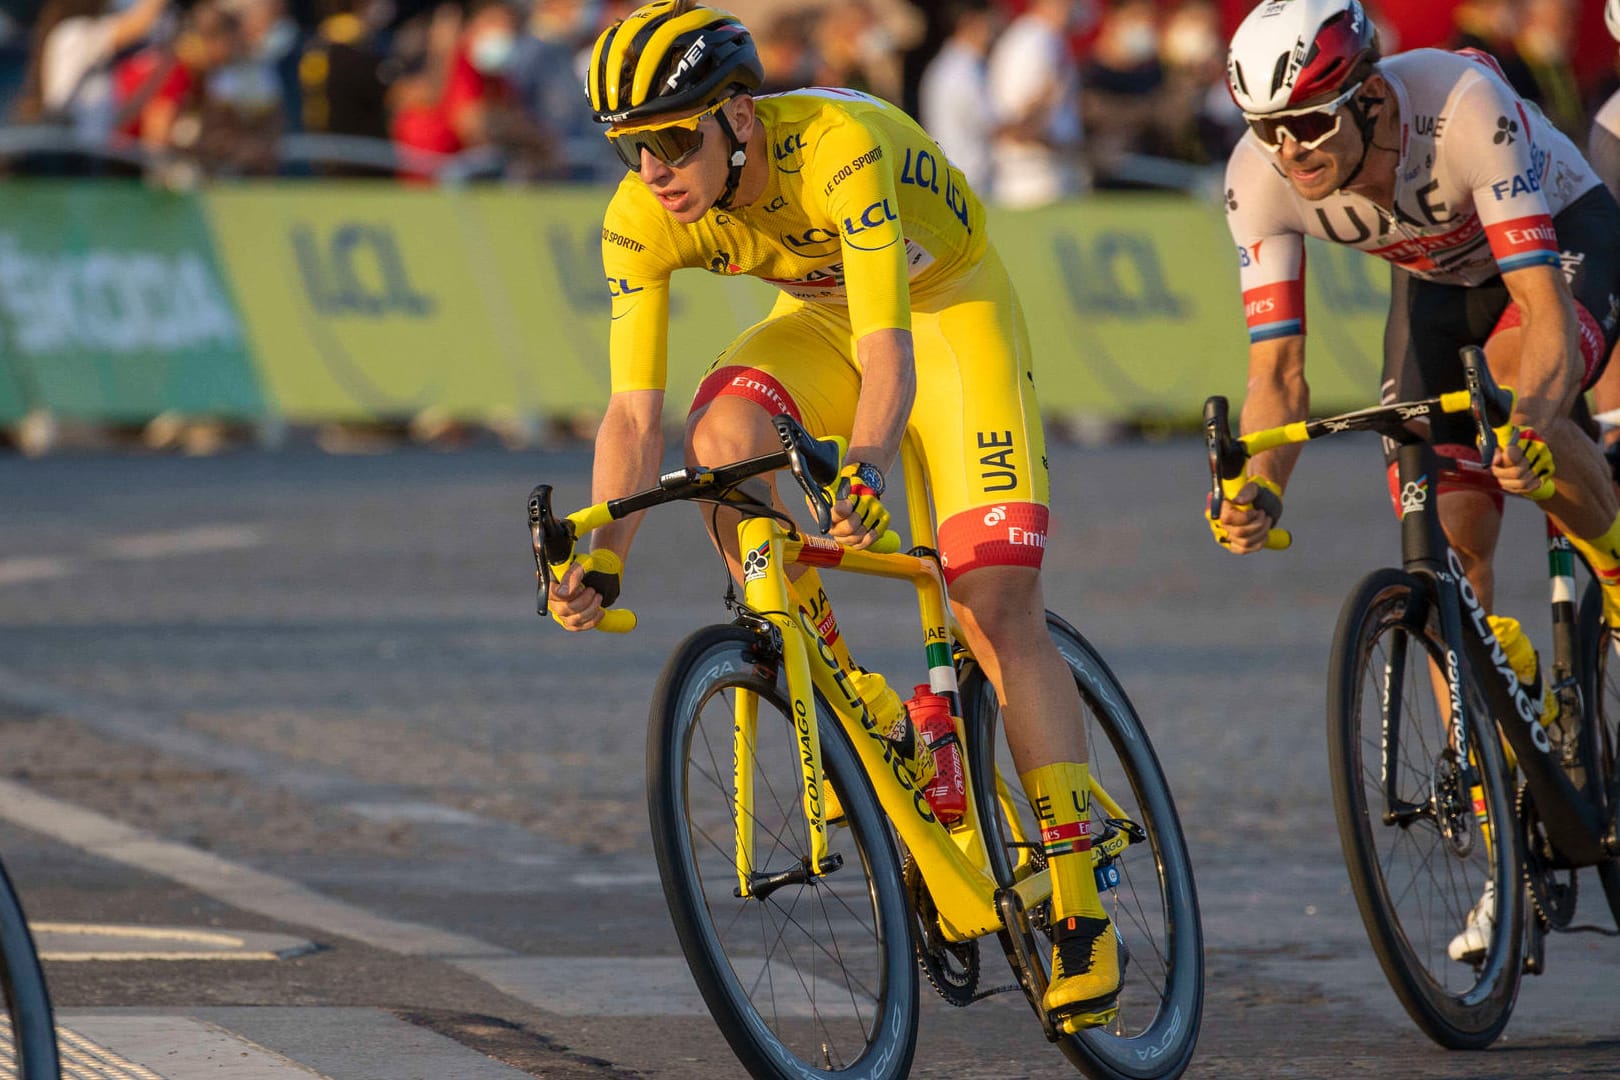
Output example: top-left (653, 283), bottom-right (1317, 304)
top-left (0, 435), bottom-right (1617, 1079)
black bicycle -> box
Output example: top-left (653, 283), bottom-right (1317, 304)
top-left (1204, 347), bottom-right (1620, 1049)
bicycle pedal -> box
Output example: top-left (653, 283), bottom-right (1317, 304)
top-left (1053, 1002), bottom-right (1119, 1034)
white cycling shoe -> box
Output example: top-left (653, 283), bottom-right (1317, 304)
top-left (1447, 880), bottom-right (1496, 963)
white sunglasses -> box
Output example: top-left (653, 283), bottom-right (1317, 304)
top-left (1244, 82), bottom-right (1363, 152)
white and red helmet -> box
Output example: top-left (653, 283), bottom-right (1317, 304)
top-left (1226, 0), bottom-right (1379, 115)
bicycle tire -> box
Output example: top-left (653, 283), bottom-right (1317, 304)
top-left (1577, 577), bottom-right (1620, 929)
top-left (961, 612), bottom-right (1202, 1080)
top-left (1326, 568), bottom-right (1523, 1049)
top-left (0, 857), bottom-right (58, 1079)
top-left (647, 624), bottom-right (918, 1079)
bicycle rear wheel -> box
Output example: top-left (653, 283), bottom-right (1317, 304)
top-left (0, 857), bottom-right (58, 1078)
top-left (1577, 578), bottom-right (1620, 928)
top-left (648, 624), bottom-right (918, 1080)
top-left (961, 612), bottom-right (1202, 1080)
top-left (1327, 568), bottom-right (1523, 1049)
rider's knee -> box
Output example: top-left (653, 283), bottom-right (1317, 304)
top-left (950, 565), bottom-right (1045, 644)
top-left (686, 399), bottom-right (772, 465)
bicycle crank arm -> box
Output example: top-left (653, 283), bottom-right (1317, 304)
top-left (996, 888), bottom-right (1061, 1042)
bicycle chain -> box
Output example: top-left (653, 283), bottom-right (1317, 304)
top-left (902, 854), bottom-right (979, 1006)
top-left (1518, 784), bottom-right (1577, 930)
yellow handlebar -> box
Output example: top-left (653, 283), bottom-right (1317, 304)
top-left (595, 608), bottom-right (637, 633)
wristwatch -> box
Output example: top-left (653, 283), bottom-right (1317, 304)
top-left (851, 461), bottom-right (886, 497)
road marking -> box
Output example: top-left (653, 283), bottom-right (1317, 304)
top-left (456, 956), bottom-right (870, 1018)
top-left (0, 526), bottom-right (265, 589)
top-left (94, 525), bottom-right (264, 561)
top-left (34, 923), bottom-right (317, 962)
top-left (0, 780), bottom-right (507, 960)
top-left (58, 1017), bottom-right (318, 1079)
top-left (0, 557), bottom-right (73, 587)
top-left (342, 801), bottom-right (492, 827)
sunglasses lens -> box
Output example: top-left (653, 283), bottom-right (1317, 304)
top-left (609, 125), bottom-right (705, 170)
top-left (1249, 108), bottom-right (1342, 150)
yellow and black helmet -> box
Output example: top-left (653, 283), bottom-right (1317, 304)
top-left (586, 1), bottom-right (764, 125)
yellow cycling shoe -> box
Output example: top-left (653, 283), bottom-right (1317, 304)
top-left (1045, 915), bottom-right (1123, 1030)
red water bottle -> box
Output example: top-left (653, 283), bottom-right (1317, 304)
top-left (906, 685), bottom-right (965, 825)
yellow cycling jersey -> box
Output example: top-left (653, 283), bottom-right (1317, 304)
top-left (602, 88), bottom-right (989, 393)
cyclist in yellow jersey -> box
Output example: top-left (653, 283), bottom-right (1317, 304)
top-left (545, 0), bottom-right (1122, 1028)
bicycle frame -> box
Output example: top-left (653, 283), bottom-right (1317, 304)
top-left (1390, 439), bottom-right (1614, 865)
top-left (531, 419), bottom-right (1140, 947)
top-left (1204, 347), bottom-right (1617, 867)
top-left (728, 437), bottom-right (1041, 943)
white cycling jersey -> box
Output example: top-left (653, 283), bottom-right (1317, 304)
top-left (1226, 48), bottom-right (1603, 343)
top-left (1592, 89), bottom-right (1620, 205)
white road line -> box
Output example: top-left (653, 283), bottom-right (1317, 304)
top-left (0, 526), bottom-right (266, 590)
top-left (0, 780), bottom-right (507, 960)
top-left (456, 956), bottom-right (870, 1018)
top-left (341, 801), bottom-right (492, 827)
top-left (0, 557), bottom-right (74, 587)
top-left (93, 525), bottom-right (264, 561)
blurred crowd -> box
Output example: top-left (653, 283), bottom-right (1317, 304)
top-left (0, 0), bottom-right (1613, 201)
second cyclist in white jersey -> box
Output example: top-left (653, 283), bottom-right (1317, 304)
top-left (1211, 0), bottom-right (1620, 963)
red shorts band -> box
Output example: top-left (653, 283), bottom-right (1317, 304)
top-left (1385, 443), bottom-right (1503, 517)
top-left (1489, 299), bottom-right (1606, 388)
top-left (690, 366), bottom-right (804, 424)
top-left (936, 502), bottom-right (1048, 584)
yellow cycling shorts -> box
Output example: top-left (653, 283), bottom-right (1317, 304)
top-left (689, 243), bottom-right (1051, 584)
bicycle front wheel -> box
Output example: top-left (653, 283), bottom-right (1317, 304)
top-left (1327, 568), bottom-right (1523, 1049)
top-left (0, 858), bottom-right (58, 1078)
top-left (647, 624), bottom-right (918, 1080)
top-left (962, 612), bottom-right (1202, 1080)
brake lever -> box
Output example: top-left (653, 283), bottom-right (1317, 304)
top-left (1202, 395), bottom-right (1246, 516)
top-left (775, 416), bottom-right (834, 532)
top-left (527, 484), bottom-right (576, 615)
top-left (1463, 348), bottom-right (1500, 466)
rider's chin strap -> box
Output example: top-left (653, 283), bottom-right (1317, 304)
top-left (1335, 92), bottom-right (1385, 192)
top-left (712, 105), bottom-right (747, 211)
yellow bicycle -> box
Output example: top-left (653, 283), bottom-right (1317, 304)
top-left (529, 414), bottom-right (1202, 1079)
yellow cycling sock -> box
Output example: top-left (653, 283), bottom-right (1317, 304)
top-left (1567, 510), bottom-right (1620, 622)
top-left (1020, 761), bottom-right (1106, 922)
top-left (790, 568), bottom-right (856, 673)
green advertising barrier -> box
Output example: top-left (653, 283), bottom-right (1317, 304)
top-left (202, 183), bottom-right (1393, 425)
top-left (987, 196), bottom-right (1392, 418)
top-left (203, 184), bottom-right (774, 422)
top-left (0, 181), bottom-right (263, 425)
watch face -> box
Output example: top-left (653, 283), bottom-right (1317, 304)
top-left (855, 462), bottom-right (885, 497)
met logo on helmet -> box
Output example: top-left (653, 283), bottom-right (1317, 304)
top-left (664, 36), bottom-right (708, 91)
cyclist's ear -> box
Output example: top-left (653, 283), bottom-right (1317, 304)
top-left (725, 93), bottom-right (756, 141)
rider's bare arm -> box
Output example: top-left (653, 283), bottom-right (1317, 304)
top-left (1497, 263), bottom-right (1583, 434)
top-left (548, 389), bottom-right (664, 631)
top-left (1218, 334), bottom-right (1307, 553)
top-left (589, 388), bottom-right (666, 561)
top-left (847, 327), bottom-right (917, 475)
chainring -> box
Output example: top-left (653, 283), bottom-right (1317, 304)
top-left (1519, 784), bottom-right (1577, 930)
top-left (903, 854), bottom-right (979, 1006)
